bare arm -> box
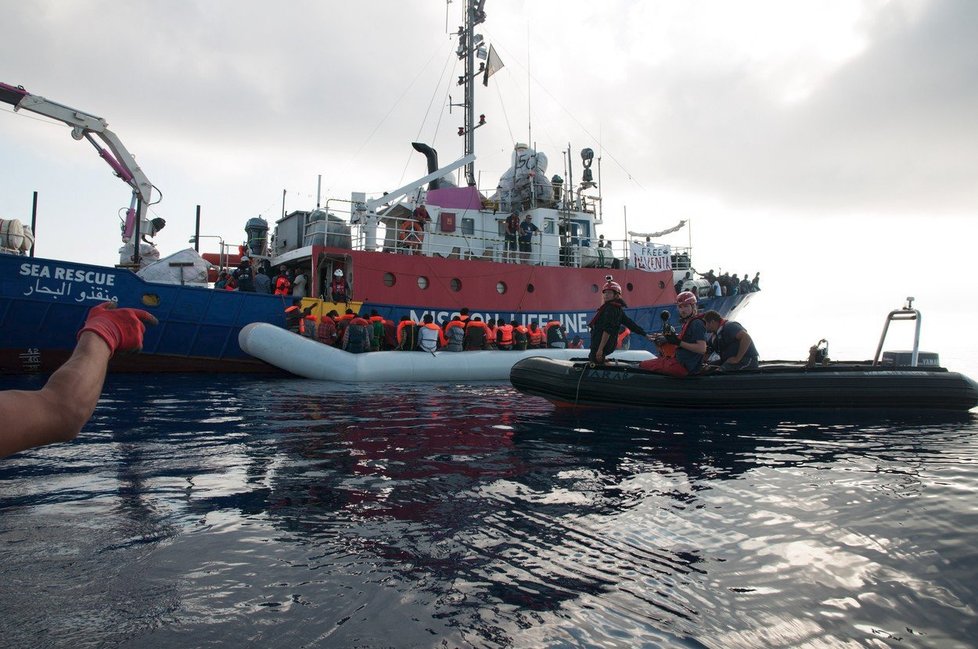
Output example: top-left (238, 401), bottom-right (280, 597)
top-left (726, 330), bottom-right (754, 364)
top-left (0, 333), bottom-right (111, 458)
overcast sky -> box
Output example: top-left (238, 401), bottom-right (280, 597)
top-left (2, 0), bottom-right (976, 363)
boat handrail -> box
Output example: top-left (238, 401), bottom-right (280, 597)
top-left (873, 297), bottom-right (922, 367)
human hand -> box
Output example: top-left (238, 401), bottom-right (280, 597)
top-left (77, 302), bottom-right (158, 355)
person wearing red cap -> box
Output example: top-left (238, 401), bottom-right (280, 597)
top-left (588, 276), bottom-right (649, 365)
top-left (638, 291), bottom-right (707, 377)
top-left (0, 302), bottom-right (157, 458)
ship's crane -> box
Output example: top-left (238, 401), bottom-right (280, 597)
top-left (0, 81), bottom-right (163, 265)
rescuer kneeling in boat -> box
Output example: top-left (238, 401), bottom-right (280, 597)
top-left (702, 310), bottom-right (759, 371)
top-left (0, 302), bottom-right (157, 459)
top-left (638, 291), bottom-right (707, 377)
top-left (588, 277), bottom-right (649, 365)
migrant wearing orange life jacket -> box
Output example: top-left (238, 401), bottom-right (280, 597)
top-left (418, 322), bottom-right (447, 352)
top-left (302, 313), bottom-right (318, 338)
top-left (367, 314), bottom-right (385, 351)
top-left (317, 314), bottom-right (338, 346)
top-left (284, 304), bottom-right (302, 333)
top-left (396, 318), bottom-right (418, 350)
top-left (343, 316), bottom-right (372, 354)
top-left (545, 320), bottom-right (567, 348)
top-left (486, 322), bottom-right (499, 349)
top-left (527, 323), bottom-right (544, 348)
top-left (444, 319), bottom-right (466, 352)
top-left (463, 319), bottom-right (492, 350)
top-left (496, 323), bottom-right (514, 350)
top-left (513, 324), bottom-right (529, 350)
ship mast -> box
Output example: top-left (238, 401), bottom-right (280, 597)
top-left (456, 0), bottom-right (486, 187)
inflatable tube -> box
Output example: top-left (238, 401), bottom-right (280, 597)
top-left (239, 322), bottom-right (653, 382)
top-left (510, 357), bottom-right (978, 412)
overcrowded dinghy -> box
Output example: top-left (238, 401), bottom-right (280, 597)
top-left (239, 322), bottom-right (653, 382)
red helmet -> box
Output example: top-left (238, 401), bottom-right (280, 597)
top-left (602, 279), bottom-right (622, 294)
top-left (676, 291), bottom-right (697, 306)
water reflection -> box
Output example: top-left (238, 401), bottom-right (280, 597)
top-left (1, 375), bottom-right (976, 648)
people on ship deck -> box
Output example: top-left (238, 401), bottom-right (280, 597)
top-left (638, 291), bottom-right (706, 377)
top-left (274, 266), bottom-right (291, 295)
top-left (233, 256), bottom-right (254, 292)
top-left (587, 277), bottom-right (649, 365)
top-left (253, 266), bottom-right (271, 294)
top-left (518, 214), bottom-right (539, 264)
top-left (504, 211), bottom-right (520, 263)
top-left (0, 303), bottom-right (156, 459)
top-left (329, 269), bottom-right (350, 303)
top-left (418, 314), bottom-right (446, 352)
top-left (702, 310), bottom-right (759, 371)
top-left (292, 269), bottom-right (308, 298)
top-left (214, 271), bottom-right (229, 290)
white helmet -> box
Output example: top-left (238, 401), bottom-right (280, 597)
top-left (334, 269), bottom-right (344, 277)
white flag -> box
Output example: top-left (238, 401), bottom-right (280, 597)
top-left (483, 44), bottom-right (504, 86)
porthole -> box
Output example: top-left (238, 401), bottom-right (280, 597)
top-left (384, 272), bottom-right (396, 287)
top-left (450, 278), bottom-right (462, 292)
top-left (626, 282), bottom-right (634, 292)
top-left (658, 280), bottom-right (666, 289)
top-left (590, 284), bottom-right (599, 293)
top-left (496, 281), bottom-right (507, 294)
top-left (527, 283), bottom-right (535, 293)
top-left (418, 276), bottom-right (429, 290)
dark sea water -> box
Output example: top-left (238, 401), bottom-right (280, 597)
top-left (1, 375), bottom-right (977, 648)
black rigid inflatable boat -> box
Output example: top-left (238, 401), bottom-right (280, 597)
top-left (510, 299), bottom-right (978, 412)
top-left (510, 357), bottom-right (978, 411)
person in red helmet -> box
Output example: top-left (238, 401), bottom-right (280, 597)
top-left (638, 290), bottom-right (707, 377)
top-left (588, 276), bottom-right (649, 365)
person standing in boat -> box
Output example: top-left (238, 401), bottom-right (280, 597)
top-left (588, 277), bottom-right (649, 365)
top-left (0, 302), bottom-right (157, 458)
top-left (638, 291), bottom-right (707, 377)
top-left (518, 214), bottom-right (539, 264)
top-left (702, 310), bottom-right (759, 371)
top-left (253, 264), bottom-right (272, 294)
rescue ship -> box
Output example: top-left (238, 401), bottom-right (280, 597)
top-left (0, 0), bottom-right (753, 375)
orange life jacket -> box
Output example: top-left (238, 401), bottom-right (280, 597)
top-left (659, 314), bottom-right (705, 359)
top-left (497, 324), bottom-right (514, 347)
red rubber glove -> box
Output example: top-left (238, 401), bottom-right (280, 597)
top-left (77, 302), bottom-right (159, 355)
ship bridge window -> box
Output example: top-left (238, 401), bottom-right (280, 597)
top-left (461, 218), bottom-right (475, 236)
top-left (543, 219), bottom-right (555, 235)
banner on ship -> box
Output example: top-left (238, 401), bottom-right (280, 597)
top-left (630, 242), bottom-right (672, 272)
